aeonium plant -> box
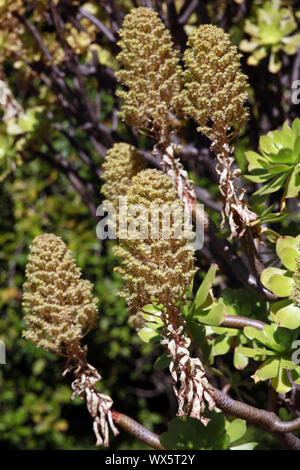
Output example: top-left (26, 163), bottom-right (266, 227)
top-left (5, 1), bottom-right (300, 450)
top-left (239, 0), bottom-right (300, 73)
top-left (245, 118), bottom-right (300, 210)
top-left (234, 235), bottom-right (300, 394)
top-left (261, 234), bottom-right (300, 329)
top-left (236, 322), bottom-right (300, 394)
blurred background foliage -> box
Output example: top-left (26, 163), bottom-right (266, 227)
top-left (0, 0), bottom-right (299, 450)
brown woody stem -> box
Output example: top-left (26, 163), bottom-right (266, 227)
top-left (220, 314), bottom-right (266, 330)
top-left (111, 411), bottom-right (165, 450)
top-left (210, 387), bottom-right (300, 450)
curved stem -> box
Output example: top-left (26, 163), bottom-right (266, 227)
top-left (220, 314), bottom-right (266, 330)
top-left (240, 227), bottom-right (265, 280)
top-left (79, 7), bottom-right (117, 44)
top-left (111, 411), bottom-right (165, 450)
top-left (210, 387), bottom-right (300, 449)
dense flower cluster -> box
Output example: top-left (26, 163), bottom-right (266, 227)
top-left (182, 24), bottom-right (255, 238)
top-left (101, 142), bottom-right (145, 209)
top-left (114, 169), bottom-right (214, 422)
top-left (183, 24), bottom-right (249, 143)
top-left (22, 233), bottom-right (98, 354)
top-left (116, 7), bottom-right (183, 148)
top-left (114, 169), bottom-right (196, 313)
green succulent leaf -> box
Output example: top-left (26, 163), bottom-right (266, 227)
top-left (247, 119), bottom-right (300, 201)
top-left (193, 264), bottom-right (218, 310)
top-left (276, 235), bottom-right (300, 270)
top-left (227, 419), bottom-right (247, 444)
top-left (240, 0), bottom-right (299, 72)
top-left (244, 171), bottom-right (271, 183)
top-left (245, 151), bottom-right (269, 171)
top-left (260, 267), bottom-right (294, 297)
top-left (188, 322), bottom-right (206, 349)
top-left (194, 300), bottom-right (226, 326)
top-left (142, 313), bottom-right (163, 326)
top-left (270, 148), bottom-right (296, 164)
top-left (137, 327), bottom-right (160, 343)
top-left (292, 118), bottom-right (300, 138)
top-left (252, 357), bottom-right (280, 383)
top-left (265, 324), bottom-right (293, 350)
top-left (271, 365), bottom-right (292, 393)
top-left (160, 412), bottom-right (230, 450)
top-left (153, 351), bottom-right (171, 371)
top-left (275, 303), bottom-right (300, 329)
top-left (295, 136), bottom-right (300, 153)
top-left (233, 348), bottom-right (249, 370)
top-left (270, 298), bottom-right (291, 322)
top-left (261, 228), bottom-right (281, 243)
top-left (142, 304), bottom-right (162, 315)
top-left (268, 164), bottom-right (292, 174)
top-left (209, 326), bottom-right (239, 337)
top-left (253, 173), bottom-right (288, 197)
top-left (282, 32), bottom-right (300, 54)
top-left (258, 211), bottom-right (288, 224)
top-left (212, 334), bottom-right (232, 356)
top-left (286, 169), bottom-right (300, 198)
top-left (243, 326), bottom-right (267, 344)
top-left (291, 368), bottom-right (300, 385)
top-left (280, 358), bottom-right (300, 371)
top-left (235, 346), bottom-right (276, 358)
top-left (260, 135), bottom-right (277, 154)
top-left (219, 287), bottom-right (268, 319)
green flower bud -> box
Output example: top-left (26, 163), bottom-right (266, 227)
top-left (22, 234), bottom-right (98, 354)
top-left (116, 7), bottom-right (183, 147)
top-left (183, 24), bottom-right (249, 142)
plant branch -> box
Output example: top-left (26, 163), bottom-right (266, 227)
top-left (35, 149), bottom-right (98, 219)
top-left (220, 314), bottom-right (266, 330)
top-left (111, 411), bottom-right (165, 450)
top-left (210, 387), bottom-right (300, 450)
top-left (165, 0), bottom-right (187, 48)
top-left (79, 7), bottom-right (117, 46)
top-left (178, 0), bottom-right (198, 25)
top-left (13, 12), bottom-right (53, 63)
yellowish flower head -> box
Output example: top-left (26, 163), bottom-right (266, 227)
top-left (22, 234), bottom-right (98, 354)
top-left (116, 7), bottom-right (183, 147)
top-left (101, 142), bottom-right (145, 209)
top-left (114, 169), bottom-right (196, 313)
top-left (183, 24), bottom-right (249, 142)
